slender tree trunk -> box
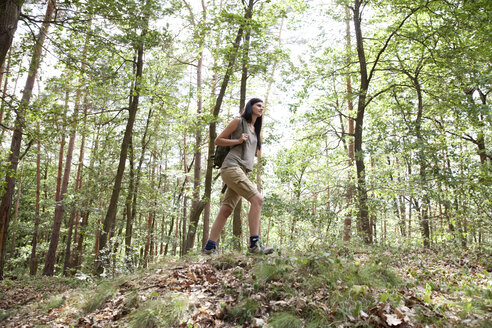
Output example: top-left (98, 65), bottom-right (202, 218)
top-left (0, 47), bottom-right (12, 128)
top-left (0, 0), bottom-right (23, 68)
top-left (95, 28), bottom-right (146, 273)
top-left (352, 0), bottom-right (371, 243)
top-left (257, 17), bottom-right (284, 192)
top-left (29, 122), bottom-right (41, 275)
top-left (125, 106), bottom-right (152, 266)
top-left (8, 160), bottom-right (23, 262)
top-left (69, 99), bottom-right (87, 271)
top-left (0, 0), bottom-right (55, 279)
top-left (43, 77), bottom-right (80, 276)
top-left (181, 0), bottom-right (206, 253)
top-left (351, 0), bottom-right (418, 244)
top-left (344, 6), bottom-right (355, 242)
top-left (395, 157), bottom-right (406, 237)
top-left (410, 73), bottom-right (430, 248)
top-left (232, 200), bottom-right (243, 250)
top-left (74, 116), bottom-right (102, 272)
top-left (182, 136), bottom-right (189, 255)
top-left (201, 0), bottom-right (222, 250)
top-left (65, 19), bottom-right (91, 275)
top-left (44, 110), bottom-right (78, 276)
top-left (202, 202), bottom-right (210, 249)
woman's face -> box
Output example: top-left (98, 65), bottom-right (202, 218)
top-left (252, 102), bottom-right (264, 117)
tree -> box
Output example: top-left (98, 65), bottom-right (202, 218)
top-left (0, 0), bottom-right (55, 280)
top-left (0, 0), bottom-right (23, 68)
top-left (350, 0), bottom-right (421, 243)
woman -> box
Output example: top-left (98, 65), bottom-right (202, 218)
top-left (203, 98), bottom-right (274, 255)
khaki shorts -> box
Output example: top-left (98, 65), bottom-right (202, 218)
top-left (221, 166), bottom-right (258, 209)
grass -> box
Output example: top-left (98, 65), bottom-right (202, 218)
top-left (128, 294), bottom-right (188, 328)
top-left (238, 250), bottom-right (409, 326)
top-left (81, 281), bottom-right (115, 314)
top-left (269, 312), bottom-right (303, 328)
top-left (0, 309), bottom-right (10, 321)
top-left (226, 298), bottom-right (259, 324)
top-left (43, 295), bottom-right (65, 311)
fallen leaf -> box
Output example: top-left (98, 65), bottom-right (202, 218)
top-left (386, 313), bottom-right (402, 326)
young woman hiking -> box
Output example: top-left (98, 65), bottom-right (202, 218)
top-left (203, 98), bottom-right (273, 255)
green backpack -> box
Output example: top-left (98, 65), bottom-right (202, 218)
top-left (212, 117), bottom-right (248, 169)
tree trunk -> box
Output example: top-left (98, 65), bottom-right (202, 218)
top-left (257, 17), bottom-right (283, 192)
top-left (65, 19), bottom-right (91, 275)
top-left (410, 72), bottom-right (430, 248)
top-left (233, 200), bottom-right (243, 250)
top-left (95, 28), bottom-right (146, 274)
top-left (0, 0), bottom-right (55, 279)
top-left (351, 0), bottom-right (419, 244)
top-left (182, 0), bottom-right (206, 254)
top-left (0, 0), bottom-right (23, 68)
top-left (181, 135), bottom-right (189, 255)
top-left (125, 106), bottom-right (152, 266)
top-left (352, 0), bottom-right (371, 243)
top-left (29, 122), bottom-right (41, 275)
top-left (69, 99), bottom-right (87, 272)
top-left (8, 160), bottom-right (23, 262)
top-left (344, 6), bottom-right (355, 242)
top-left (44, 95), bottom-right (78, 276)
top-left (0, 47), bottom-right (12, 128)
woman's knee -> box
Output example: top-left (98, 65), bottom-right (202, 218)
top-left (249, 193), bottom-right (263, 207)
top-left (221, 204), bottom-right (234, 216)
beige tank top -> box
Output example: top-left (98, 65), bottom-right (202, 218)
top-left (221, 117), bottom-right (257, 171)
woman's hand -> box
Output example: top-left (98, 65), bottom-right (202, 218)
top-left (238, 133), bottom-right (249, 144)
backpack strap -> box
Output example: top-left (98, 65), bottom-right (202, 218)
top-left (240, 117), bottom-right (248, 160)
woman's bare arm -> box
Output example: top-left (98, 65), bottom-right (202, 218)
top-left (215, 118), bottom-right (248, 146)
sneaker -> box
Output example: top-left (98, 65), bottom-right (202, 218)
top-left (248, 244), bottom-right (274, 255)
top-left (202, 248), bottom-right (218, 255)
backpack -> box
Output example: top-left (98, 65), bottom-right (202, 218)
top-left (212, 117), bottom-right (248, 169)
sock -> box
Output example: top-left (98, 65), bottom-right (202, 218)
top-left (250, 236), bottom-right (259, 248)
top-left (205, 240), bottom-right (216, 250)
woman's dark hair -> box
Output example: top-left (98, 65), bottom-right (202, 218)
top-left (241, 98), bottom-right (263, 150)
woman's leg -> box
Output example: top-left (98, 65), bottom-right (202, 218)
top-left (247, 193), bottom-right (263, 237)
top-left (208, 204), bottom-right (234, 242)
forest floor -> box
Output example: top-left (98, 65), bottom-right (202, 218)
top-left (0, 245), bottom-right (491, 328)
